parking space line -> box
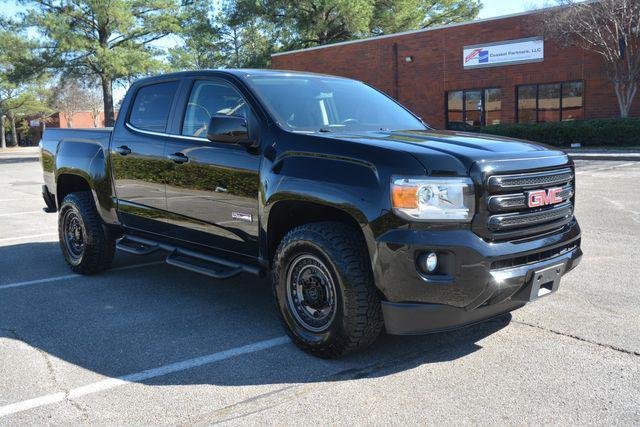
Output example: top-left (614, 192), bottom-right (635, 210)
top-left (0, 336), bottom-right (290, 418)
top-left (0, 198), bottom-right (42, 202)
top-left (0, 261), bottom-right (164, 290)
top-left (576, 162), bottom-right (637, 175)
top-left (0, 233), bottom-right (58, 243)
top-left (0, 211), bottom-right (45, 217)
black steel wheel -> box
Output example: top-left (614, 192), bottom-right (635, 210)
top-left (58, 191), bottom-right (115, 274)
top-left (286, 254), bottom-right (338, 332)
top-left (273, 222), bottom-right (383, 358)
top-left (62, 208), bottom-right (86, 263)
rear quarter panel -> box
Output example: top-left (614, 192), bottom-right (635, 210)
top-left (40, 128), bottom-right (118, 224)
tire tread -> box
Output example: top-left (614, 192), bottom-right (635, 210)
top-left (58, 191), bottom-right (115, 275)
top-left (273, 222), bottom-right (383, 358)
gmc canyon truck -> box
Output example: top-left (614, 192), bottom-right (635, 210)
top-left (40, 69), bottom-right (582, 358)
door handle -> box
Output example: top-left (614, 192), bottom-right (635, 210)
top-left (115, 145), bottom-right (131, 156)
top-left (168, 153), bottom-right (189, 164)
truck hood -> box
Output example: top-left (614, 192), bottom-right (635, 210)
top-left (317, 129), bottom-right (569, 175)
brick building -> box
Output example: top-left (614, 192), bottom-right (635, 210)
top-left (49, 111), bottom-right (108, 129)
top-left (271, 6), bottom-right (637, 130)
top-left (25, 111), bottom-right (112, 145)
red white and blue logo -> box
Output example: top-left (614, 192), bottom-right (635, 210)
top-left (465, 48), bottom-right (489, 64)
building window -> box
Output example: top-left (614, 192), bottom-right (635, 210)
top-left (446, 88), bottom-right (501, 130)
top-left (517, 81), bottom-right (584, 123)
top-left (485, 88), bottom-right (502, 126)
top-left (561, 82), bottom-right (584, 121)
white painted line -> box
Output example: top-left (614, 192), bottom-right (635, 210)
top-left (0, 233), bottom-right (58, 243)
top-left (0, 198), bottom-right (42, 202)
top-left (0, 273), bottom-right (79, 290)
top-left (603, 197), bottom-right (640, 224)
top-left (576, 162), bottom-right (636, 175)
top-left (0, 211), bottom-right (45, 217)
top-left (0, 336), bottom-right (290, 418)
top-left (0, 261), bottom-right (164, 291)
top-left (0, 393), bottom-right (67, 418)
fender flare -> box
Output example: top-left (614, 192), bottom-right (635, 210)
top-left (54, 139), bottom-right (119, 225)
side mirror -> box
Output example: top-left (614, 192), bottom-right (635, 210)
top-left (206, 115), bottom-right (254, 146)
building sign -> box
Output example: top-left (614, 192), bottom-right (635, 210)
top-left (463, 37), bottom-right (544, 69)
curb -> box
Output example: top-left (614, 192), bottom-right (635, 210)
top-left (567, 153), bottom-right (640, 161)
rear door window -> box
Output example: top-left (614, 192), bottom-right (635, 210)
top-left (129, 81), bottom-right (179, 132)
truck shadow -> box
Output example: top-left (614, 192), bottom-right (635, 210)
top-left (0, 241), bottom-right (512, 388)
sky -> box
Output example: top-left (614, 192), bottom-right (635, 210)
top-left (477, 0), bottom-right (555, 19)
top-left (2, 0), bottom-right (563, 24)
top-left (1, 0), bottom-right (572, 102)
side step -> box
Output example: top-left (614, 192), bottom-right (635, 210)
top-left (166, 250), bottom-right (243, 279)
top-left (116, 234), bottom-right (263, 279)
top-left (116, 237), bottom-right (160, 255)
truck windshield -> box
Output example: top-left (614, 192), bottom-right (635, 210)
top-left (246, 75), bottom-right (427, 132)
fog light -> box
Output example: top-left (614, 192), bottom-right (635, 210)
top-left (418, 252), bottom-right (438, 274)
top-left (425, 252), bottom-right (438, 272)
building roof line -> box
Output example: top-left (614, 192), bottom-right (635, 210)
top-left (271, 4), bottom-right (562, 57)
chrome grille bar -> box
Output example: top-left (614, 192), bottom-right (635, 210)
top-left (488, 185), bottom-right (574, 212)
top-left (487, 168), bottom-right (574, 192)
top-left (488, 203), bottom-right (573, 231)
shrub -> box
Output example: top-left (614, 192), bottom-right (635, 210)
top-left (478, 118), bottom-right (640, 147)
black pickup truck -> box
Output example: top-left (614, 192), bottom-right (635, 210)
top-left (40, 69), bottom-right (582, 358)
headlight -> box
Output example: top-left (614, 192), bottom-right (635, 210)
top-left (391, 177), bottom-right (475, 222)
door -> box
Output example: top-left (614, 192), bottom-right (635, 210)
top-left (162, 78), bottom-right (261, 257)
top-left (111, 80), bottom-right (179, 233)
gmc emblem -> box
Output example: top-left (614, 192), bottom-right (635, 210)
top-left (527, 188), bottom-right (564, 208)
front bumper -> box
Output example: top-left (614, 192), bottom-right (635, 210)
top-left (373, 219), bottom-right (582, 335)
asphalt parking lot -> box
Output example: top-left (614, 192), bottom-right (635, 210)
top-left (0, 147), bottom-right (638, 425)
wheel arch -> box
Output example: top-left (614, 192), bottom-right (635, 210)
top-left (55, 173), bottom-right (93, 207)
top-left (265, 198), bottom-right (377, 268)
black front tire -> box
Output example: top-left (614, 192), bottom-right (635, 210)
top-left (58, 191), bottom-right (115, 275)
top-left (273, 222), bottom-right (383, 358)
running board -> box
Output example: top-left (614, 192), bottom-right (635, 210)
top-left (116, 234), bottom-right (263, 278)
top-left (116, 237), bottom-right (160, 255)
top-left (166, 250), bottom-right (243, 279)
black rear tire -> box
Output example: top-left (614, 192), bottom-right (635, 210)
top-left (58, 191), bottom-right (115, 275)
top-left (273, 222), bottom-right (383, 358)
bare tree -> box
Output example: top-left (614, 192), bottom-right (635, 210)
top-left (83, 83), bottom-right (104, 128)
top-left (542, 0), bottom-right (640, 118)
top-left (52, 80), bottom-right (86, 128)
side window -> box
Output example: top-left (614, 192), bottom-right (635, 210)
top-left (128, 81), bottom-right (179, 132)
top-left (182, 80), bottom-right (248, 137)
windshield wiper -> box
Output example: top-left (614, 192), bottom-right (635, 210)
top-left (318, 128), bottom-right (332, 133)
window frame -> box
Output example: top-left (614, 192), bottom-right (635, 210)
top-left (171, 77), bottom-right (261, 144)
top-left (516, 80), bottom-right (584, 124)
top-left (445, 87), bottom-right (502, 130)
top-left (125, 79), bottom-right (181, 134)
top-left (179, 78), bottom-right (251, 138)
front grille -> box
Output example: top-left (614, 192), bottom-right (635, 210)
top-left (488, 203), bottom-right (573, 230)
top-left (490, 240), bottom-right (579, 270)
top-left (483, 167), bottom-right (575, 239)
top-left (488, 185), bottom-right (573, 212)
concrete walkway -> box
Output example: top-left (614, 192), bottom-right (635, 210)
top-left (566, 150), bottom-right (640, 161)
